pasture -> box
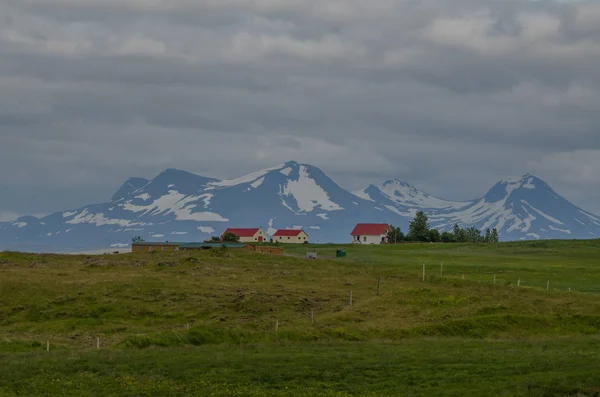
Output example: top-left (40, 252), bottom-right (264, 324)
top-left (1, 240), bottom-right (600, 396)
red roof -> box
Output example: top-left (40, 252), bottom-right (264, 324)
top-left (351, 223), bottom-right (390, 236)
top-left (222, 228), bottom-right (260, 238)
top-left (273, 229), bottom-right (305, 237)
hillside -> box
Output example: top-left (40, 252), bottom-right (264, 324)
top-left (1, 241), bottom-right (600, 396)
top-left (0, 162), bottom-right (599, 251)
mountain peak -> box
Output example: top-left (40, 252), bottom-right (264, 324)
top-left (110, 177), bottom-right (150, 201)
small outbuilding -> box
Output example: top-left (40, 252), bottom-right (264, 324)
top-left (351, 223), bottom-right (391, 245)
top-left (131, 242), bottom-right (185, 252)
top-left (246, 244), bottom-right (284, 256)
top-left (273, 229), bottom-right (309, 244)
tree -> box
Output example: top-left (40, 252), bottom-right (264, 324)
top-left (491, 228), bottom-right (500, 243)
top-left (453, 224), bottom-right (468, 243)
top-left (441, 231), bottom-right (455, 243)
top-left (209, 236), bottom-right (221, 242)
top-left (131, 236), bottom-right (145, 243)
top-left (222, 232), bottom-right (240, 242)
top-left (466, 227), bottom-right (483, 243)
top-left (429, 229), bottom-right (441, 243)
top-left (484, 229), bottom-right (492, 243)
top-left (386, 226), bottom-right (405, 243)
top-left (408, 211), bottom-right (431, 242)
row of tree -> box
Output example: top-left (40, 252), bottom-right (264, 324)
top-left (386, 211), bottom-right (499, 243)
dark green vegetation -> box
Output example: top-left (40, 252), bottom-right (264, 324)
top-left (1, 240), bottom-right (600, 396)
top-left (387, 210), bottom-right (500, 243)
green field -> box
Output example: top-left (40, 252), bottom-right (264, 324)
top-left (1, 240), bottom-right (600, 396)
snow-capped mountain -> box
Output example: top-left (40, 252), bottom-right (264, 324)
top-left (0, 162), bottom-right (406, 251)
top-left (0, 164), bottom-right (598, 251)
top-left (359, 174), bottom-right (600, 240)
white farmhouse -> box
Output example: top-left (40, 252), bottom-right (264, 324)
top-left (351, 223), bottom-right (391, 244)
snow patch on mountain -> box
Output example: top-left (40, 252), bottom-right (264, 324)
top-left (67, 210), bottom-right (135, 227)
top-left (548, 225), bottom-right (572, 234)
top-left (199, 194), bottom-right (213, 208)
top-left (521, 200), bottom-right (564, 225)
top-left (378, 179), bottom-right (468, 210)
top-left (282, 165), bottom-right (344, 212)
top-left (353, 189), bottom-right (374, 201)
top-left (207, 164), bottom-right (285, 189)
top-left (135, 193), bottom-right (151, 201)
top-left (13, 222), bottom-right (27, 228)
top-left (63, 211), bottom-right (77, 218)
top-left (122, 190), bottom-right (228, 222)
top-left (251, 177), bottom-right (265, 189)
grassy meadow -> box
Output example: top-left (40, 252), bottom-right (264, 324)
top-left (1, 240), bottom-right (600, 396)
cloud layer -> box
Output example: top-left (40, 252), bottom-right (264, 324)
top-left (1, 0), bottom-right (600, 218)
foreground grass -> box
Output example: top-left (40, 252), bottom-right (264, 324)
top-left (1, 240), bottom-right (600, 395)
top-left (2, 338), bottom-right (600, 396)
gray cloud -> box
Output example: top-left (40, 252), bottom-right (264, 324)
top-left (1, 0), bottom-right (600, 219)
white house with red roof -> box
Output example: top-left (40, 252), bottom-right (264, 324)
top-left (351, 223), bottom-right (391, 244)
top-left (221, 228), bottom-right (267, 243)
top-left (273, 229), bottom-right (309, 244)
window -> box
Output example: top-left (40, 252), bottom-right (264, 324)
top-left (298, 237), bottom-right (301, 240)
top-left (288, 237), bottom-right (290, 240)
top-left (136, 246), bottom-right (141, 252)
top-left (363, 236), bottom-right (367, 242)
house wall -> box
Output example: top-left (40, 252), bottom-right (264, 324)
top-left (238, 229), bottom-right (267, 243)
top-left (275, 231), bottom-right (308, 244)
top-left (352, 234), bottom-right (387, 245)
top-left (131, 244), bottom-right (180, 252)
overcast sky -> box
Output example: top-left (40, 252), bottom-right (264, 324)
top-left (1, 0), bottom-right (600, 221)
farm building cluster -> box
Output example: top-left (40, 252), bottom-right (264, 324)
top-left (131, 223), bottom-right (393, 253)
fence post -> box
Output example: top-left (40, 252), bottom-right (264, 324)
top-left (349, 290), bottom-right (353, 306)
top-left (46, 341), bottom-right (49, 352)
top-left (422, 264), bottom-right (425, 282)
top-left (517, 278), bottom-right (521, 288)
top-left (493, 275), bottom-right (496, 284)
top-left (96, 337), bottom-right (100, 349)
top-left (546, 280), bottom-right (550, 291)
top-left (377, 278), bottom-right (381, 296)
top-left (275, 320), bottom-right (279, 332)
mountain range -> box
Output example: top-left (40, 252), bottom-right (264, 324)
top-left (1, 161), bottom-right (599, 251)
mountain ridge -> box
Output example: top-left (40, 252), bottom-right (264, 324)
top-left (0, 163), bottom-right (598, 251)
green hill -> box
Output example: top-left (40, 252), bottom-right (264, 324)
top-left (1, 240), bottom-right (600, 396)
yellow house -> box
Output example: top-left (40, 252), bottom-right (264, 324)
top-left (221, 228), bottom-right (267, 243)
top-left (273, 229), bottom-right (308, 244)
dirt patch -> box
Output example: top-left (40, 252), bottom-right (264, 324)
top-left (158, 261), bottom-right (178, 267)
